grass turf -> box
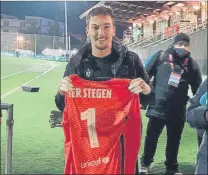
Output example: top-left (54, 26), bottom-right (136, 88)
top-left (1, 56), bottom-right (198, 174)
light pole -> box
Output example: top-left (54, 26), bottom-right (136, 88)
top-left (34, 34), bottom-right (37, 55)
top-left (65, 1), bottom-right (68, 58)
top-left (52, 35), bottom-right (55, 56)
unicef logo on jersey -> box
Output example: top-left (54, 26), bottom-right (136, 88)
top-left (81, 156), bottom-right (110, 169)
top-left (85, 68), bottom-right (93, 78)
top-left (102, 157), bottom-right (110, 164)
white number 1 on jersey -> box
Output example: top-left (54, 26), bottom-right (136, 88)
top-left (81, 108), bottom-right (99, 148)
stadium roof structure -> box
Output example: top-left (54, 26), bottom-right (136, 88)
top-left (79, 1), bottom-right (200, 26)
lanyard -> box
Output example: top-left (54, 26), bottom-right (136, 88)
top-left (169, 54), bottom-right (188, 73)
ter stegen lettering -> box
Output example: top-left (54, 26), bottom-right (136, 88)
top-left (69, 88), bottom-right (112, 99)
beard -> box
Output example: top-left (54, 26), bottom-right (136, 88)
top-left (95, 43), bottom-right (108, 50)
top-left (91, 36), bottom-right (109, 50)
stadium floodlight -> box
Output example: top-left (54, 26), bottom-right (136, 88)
top-left (193, 5), bottom-right (200, 10)
top-left (16, 36), bottom-right (24, 41)
top-left (16, 36), bottom-right (24, 50)
top-left (133, 23), bottom-right (137, 27)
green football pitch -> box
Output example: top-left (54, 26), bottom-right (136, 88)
top-left (1, 56), bottom-right (198, 174)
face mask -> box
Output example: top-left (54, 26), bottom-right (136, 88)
top-left (174, 48), bottom-right (189, 57)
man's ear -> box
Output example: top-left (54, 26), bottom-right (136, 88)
top-left (86, 26), bottom-right (89, 38)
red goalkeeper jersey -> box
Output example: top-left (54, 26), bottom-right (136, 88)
top-left (62, 74), bottom-right (142, 174)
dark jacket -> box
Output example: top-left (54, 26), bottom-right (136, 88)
top-left (55, 40), bottom-right (153, 112)
top-left (186, 78), bottom-right (208, 174)
top-left (145, 47), bottom-right (202, 120)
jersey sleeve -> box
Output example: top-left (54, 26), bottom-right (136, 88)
top-left (124, 94), bottom-right (142, 173)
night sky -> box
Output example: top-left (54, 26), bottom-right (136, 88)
top-left (1, 1), bottom-right (125, 38)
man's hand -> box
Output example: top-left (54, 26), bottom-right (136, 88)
top-left (58, 77), bottom-right (73, 96)
top-left (49, 110), bottom-right (63, 128)
top-left (128, 78), bottom-right (151, 95)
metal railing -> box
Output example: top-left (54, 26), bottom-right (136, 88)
top-left (1, 32), bottom-right (64, 54)
top-left (128, 21), bottom-right (207, 49)
top-left (1, 103), bottom-right (14, 174)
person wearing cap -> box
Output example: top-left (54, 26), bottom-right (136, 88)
top-left (139, 33), bottom-right (202, 175)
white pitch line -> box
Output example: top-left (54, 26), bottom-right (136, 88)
top-left (1, 64), bottom-right (60, 100)
top-left (1, 64), bottom-right (44, 80)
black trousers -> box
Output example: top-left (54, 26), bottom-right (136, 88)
top-left (197, 129), bottom-right (205, 148)
top-left (140, 117), bottom-right (185, 170)
top-left (197, 135), bottom-right (203, 148)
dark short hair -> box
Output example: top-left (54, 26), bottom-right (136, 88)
top-left (86, 5), bottom-right (115, 26)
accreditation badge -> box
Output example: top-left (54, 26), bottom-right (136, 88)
top-left (168, 72), bottom-right (181, 87)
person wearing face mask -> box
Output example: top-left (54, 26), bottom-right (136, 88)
top-left (139, 33), bottom-right (202, 175)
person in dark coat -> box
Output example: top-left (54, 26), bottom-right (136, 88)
top-left (186, 78), bottom-right (208, 175)
top-left (139, 33), bottom-right (202, 175)
top-left (55, 6), bottom-right (153, 112)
